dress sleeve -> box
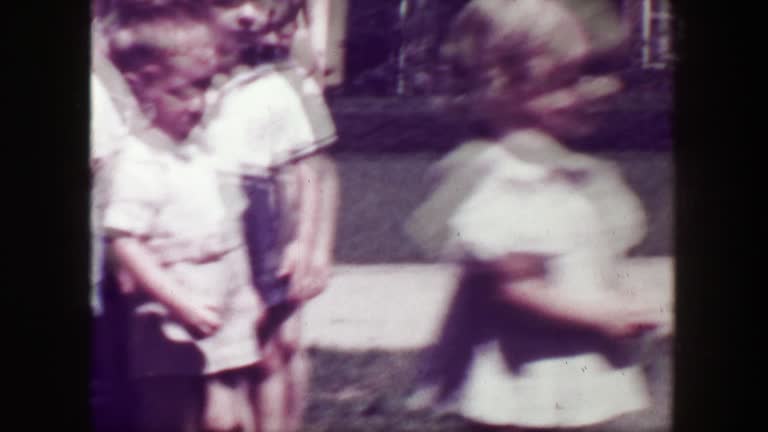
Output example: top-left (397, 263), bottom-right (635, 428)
top-left (101, 145), bottom-right (166, 238)
top-left (577, 157), bottom-right (648, 255)
top-left (405, 143), bottom-right (501, 260)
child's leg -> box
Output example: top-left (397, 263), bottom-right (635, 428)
top-left (280, 311), bottom-right (310, 432)
top-left (202, 367), bottom-right (264, 432)
top-left (202, 375), bottom-right (240, 432)
top-left (234, 372), bottom-right (260, 432)
top-left (254, 306), bottom-right (306, 432)
top-left (253, 327), bottom-right (289, 432)
top-left (256, 364), bottom-right (290, 432)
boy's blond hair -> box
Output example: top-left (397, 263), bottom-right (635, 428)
top-left (108, 15), bottom-right (218, 83)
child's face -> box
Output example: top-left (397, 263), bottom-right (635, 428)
top-left (135, 54), bottom-right (217, 141)
top-left (116, 0), bottom-right (176, 11)
top-left (207, 0), bottom-right (279, 39)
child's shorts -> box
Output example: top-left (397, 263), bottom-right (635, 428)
top-left (241, 175), bottom-right (291, 307)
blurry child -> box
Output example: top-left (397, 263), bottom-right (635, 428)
top-left (405, 0), bottom-right (672, 430)
top-left (90, 5), bottom-right (152, 429)
top-left (103, 12), bottom-right (268, 431)
top-left (91, 54), bottom-right (131, 315)
top-left (90, 0), bottom-right (208, 319)
top-left (91, 0), bottom-right (145, 316)
top-left (201, 2), bottom-right (340, 431)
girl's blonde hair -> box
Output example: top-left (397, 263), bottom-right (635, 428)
top-left (442, 0), bottom-right (627, 117)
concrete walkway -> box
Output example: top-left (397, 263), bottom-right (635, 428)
top-left (303, 257), bottom-right (674, 350)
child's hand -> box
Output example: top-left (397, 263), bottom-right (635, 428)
top-left (305, 52), bottom-right (328, 83)
top-left (172, 296), bottom-right (223, 338)
top-left (116, 267), bottom-right (138, 294)
top-left (278, 241), bottom-right (331, 302)
top-left (596, 298), bottom-right (667, 339)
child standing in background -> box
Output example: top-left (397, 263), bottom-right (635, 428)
top-left (90, 4), bottom-right (153, 428)
top-left (102, 11), bottom-right (269, 431)
top-left (405, 0), bottom-right (671, 430)
top-left (202, 1), bottom-right (340, 431)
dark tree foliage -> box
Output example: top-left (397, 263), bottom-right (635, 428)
top-left (340, 0), bottom-right (673, 98)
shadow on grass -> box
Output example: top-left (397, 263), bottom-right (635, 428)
top-left (304, 347), bottom-right (478, 432)
top-left (302, 339), bottom-right (673, 432)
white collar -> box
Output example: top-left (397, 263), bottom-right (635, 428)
top-left (210, 63), bottom-right (279, 96)
top-left (208, 59), bottom-right (300, 98)
top-left (202, 63), bottom-right (279, 128)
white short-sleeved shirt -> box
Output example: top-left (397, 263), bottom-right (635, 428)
top-left (199, 62), bottom-right (337, 255)
top-left (204, 63), bottom-right (336, 180)
top-left (102, 132), bottom-right (264, 376)
top-left (90, 25), bottom-right (143, 313)
top-left (90, 69), bottom-right (136, 240)
top-left (90, 50), bottom-right (139, 313)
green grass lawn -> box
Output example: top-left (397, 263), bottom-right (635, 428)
top-left (302, 339), bottom-right (673, 432)
top-left (303, 348), bottom-right (474, 432)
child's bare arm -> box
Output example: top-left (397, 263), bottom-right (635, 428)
top-left (304, 153), bottom-right (340, 261)
top-left (280, 152), bottom-right (339, 302)
top-left (111, 236), bottom-right (222, 336)
top-left (306, 0), bottom-right (332, 86)
top-left (277, 159), bottom-right (319, 290)
top-left (494, 254), bottom-right (664, 338)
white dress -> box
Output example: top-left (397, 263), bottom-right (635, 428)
top-left (406, 129), bottom-right (652, 428)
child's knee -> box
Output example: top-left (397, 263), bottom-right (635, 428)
top-left (203, 379), bottom-right (242, 432)
top-left (259, 345), bottom-right (285, 374)
top-left (258, 345), bottom-right (298, 379)
top-left (279, 313), bottom-right (303, 353)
